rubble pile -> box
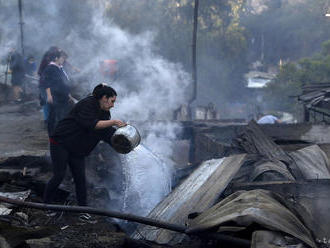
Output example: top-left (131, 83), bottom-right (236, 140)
top-left (135, 120), bottom-right (330, 248)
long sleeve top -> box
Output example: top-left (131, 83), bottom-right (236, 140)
top-left (42, 63), bottom-right (70, 104)
top-left (51, 96), bottom-right (115, 156)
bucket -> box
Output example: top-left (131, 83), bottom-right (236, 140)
top-left (111, 124), bottom-right (141, 154)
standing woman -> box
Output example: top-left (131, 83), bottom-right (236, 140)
top-left (38, 46), bottom-right (60, 126)
top-left (42, 50), bottom-right (72, 136)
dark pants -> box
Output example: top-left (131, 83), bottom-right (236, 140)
top-left (43, 143), bottom-right (87, 206)
top-left (47, 102), bottom-right (71, 136)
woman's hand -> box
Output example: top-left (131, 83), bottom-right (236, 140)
top-left (95, 119), bottom-right (127, 129)
top-left (46, 88), bottom-right (53, 104)
top-left (114, 120), bottom-right (127, 127)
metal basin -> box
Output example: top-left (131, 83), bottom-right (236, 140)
top-left (111, 124), bottom-right (141, 154)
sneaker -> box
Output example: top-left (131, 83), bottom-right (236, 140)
top-left (79, 213), bottom-right (97, 224)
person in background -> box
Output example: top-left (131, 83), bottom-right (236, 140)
top-left (24, 55), bottom-right (37, 91)
top-left (25, 55), bottom-right (37, 77)
top-left (99, 59), bottom-right (118, 82)
top-left (38, 46), bottom-right (61, 126)
top-left (43, 84), bottom-right (126, 221)
top-left (43, 50), bottom-right (73, 136)
top-left (257, 114), bottom-right (282, 124)
top-left (9, 47), bottom-right (25, 102)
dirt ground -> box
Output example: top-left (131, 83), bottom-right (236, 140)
top-left (0, 100), bottom-right (48, 158)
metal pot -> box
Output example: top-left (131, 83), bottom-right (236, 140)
top-left (111, 124), bottom-right (141, 154)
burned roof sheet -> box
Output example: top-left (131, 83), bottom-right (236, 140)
top-left (186, 189), bottom-right (317, 248)
top-left (290, 145), bottom-right (330, 179)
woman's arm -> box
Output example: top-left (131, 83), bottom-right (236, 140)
top-left (95, 119), bottom-right (126, 130)
top-left (46, 88), bottom-right (53, 104)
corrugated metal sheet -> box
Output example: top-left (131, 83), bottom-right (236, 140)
top-left (186, 189), bottom-right (317, 248)
top-left (133, 154), bottom-right (247, 244)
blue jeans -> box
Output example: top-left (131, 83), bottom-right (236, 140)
top-left (40, 89), bottom-right (49, 121)
top-left (47, 102), bottom-right (71, 136)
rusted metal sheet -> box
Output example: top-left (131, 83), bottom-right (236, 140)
top-left (229, 179), bottom-right (330, 243)
top-left (187, 189), bottom-right (317, 248)
top-left (133, 154), bottom-right (247, 244)
top-left (249, 159), bottom-right (295, 181)
top-left (289, 145), bottom-right (330, 179)
top-left (230, 156), bottom-right (295, 183)
top-left (234, 120), bottom-right (303, 180)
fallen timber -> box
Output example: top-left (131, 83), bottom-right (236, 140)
top-left (0, 195), bottom-right (251, 247)
top-left (234, 120), bottom-right (304, 180)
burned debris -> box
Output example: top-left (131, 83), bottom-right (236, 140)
top-left (1, 96), bottom-right (330, 248)
top-left (132, 120), bottom-right (330, 248)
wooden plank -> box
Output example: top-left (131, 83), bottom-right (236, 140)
top-left (234, 120), bottom-right (304, 180)
top-left (133, 154), bottom-right (247, 244)
top-left (235, 120), bottom-right (290, 162)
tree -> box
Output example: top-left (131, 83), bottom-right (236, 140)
top-left (106, 0), bottom-right (249, 104)
top-left (263, 40), bottom-right (330, 113)
top-left (242, 0), bottom-right (330, 65)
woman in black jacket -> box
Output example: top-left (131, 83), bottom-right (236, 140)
top-left (38, 46), bottom-right (60, 125)
top-left (44, 84), bottom-right (126, 208)
top-left (42, 50), bottom-right (73, 135)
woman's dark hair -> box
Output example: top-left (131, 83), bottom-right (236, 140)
top-left (38, 46), bottom-right (61, 76)
top-left (92, 84), bottom-right (117, 99)
top-left (48, 50), bottom-right (62, 62)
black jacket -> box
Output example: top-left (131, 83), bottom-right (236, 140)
top-left (42, 64), bottom-right (70, 103)
top-left (51, 96), bottom-right (115, 156)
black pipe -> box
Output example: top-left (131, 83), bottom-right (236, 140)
top-left (0, 195), bottom-right (251, 247)
top-left (18, 0), bottom-right (25, 56)
top-left (4, 55), bottom-right (10, 85)
top-left (0, 195), bottom-right (185, 233)
top-left (190, 0), bottom-right (199, 104)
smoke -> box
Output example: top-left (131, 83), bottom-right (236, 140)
top-left (0, 0), bottom-right (191, 214)
top-left (0, 0), bottom-right (191, 119)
